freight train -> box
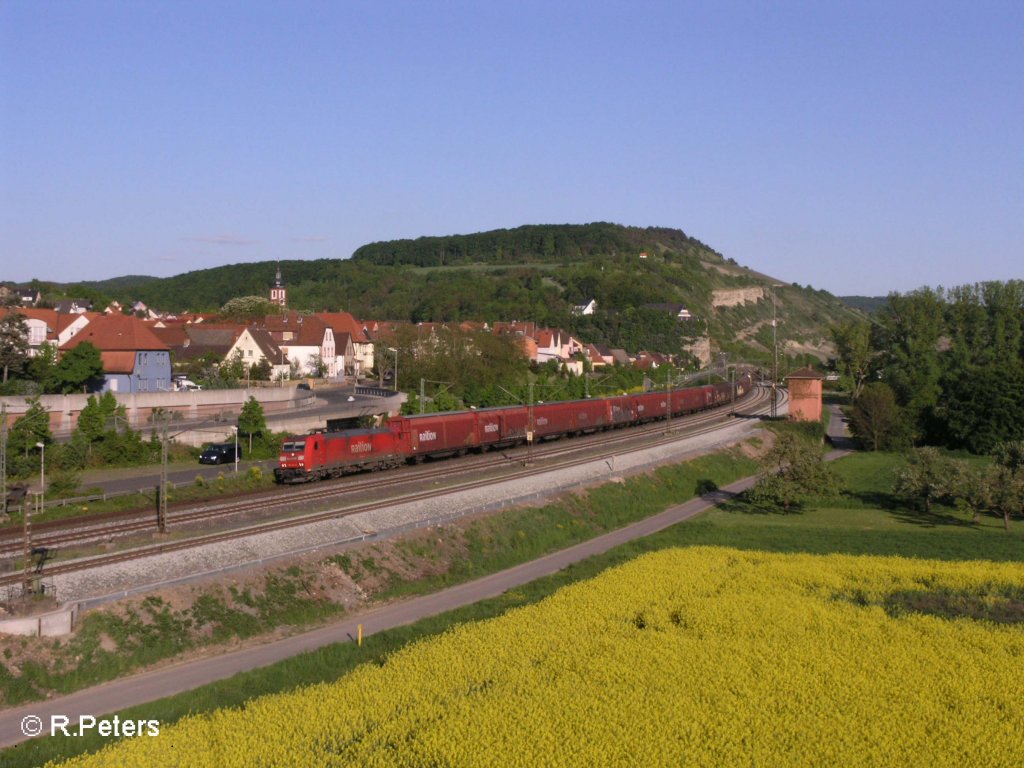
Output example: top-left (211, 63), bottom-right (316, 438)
top-left (274, 372), bottom-right (754, 483)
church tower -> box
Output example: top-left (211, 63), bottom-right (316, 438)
top-left (270, 263), bottom-right (287, 307)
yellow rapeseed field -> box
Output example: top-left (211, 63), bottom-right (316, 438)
top-left (54, 548), bottom-right (1024, 767)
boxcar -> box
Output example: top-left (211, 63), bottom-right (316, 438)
top-left (475, 406), bottom-right (531, 448)
top-left (673, 386), bottom-right (706, 415)
top-left (633, 391), bottom-right (668, 423)
top-left (711, 381), bottom-right (733, 405)
top-left (608, 395), bottom-right (636, 426)
top-left (389, 411), bottom-right (479, 459)
top-left (735, 372), bottom-right (752, 398)
top-left (531, 401), bottom-right (575, 439)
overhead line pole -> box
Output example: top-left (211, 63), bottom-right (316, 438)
top-left (1, 403), bottom-right (6, 520)
top-left (771, 289), bottom-right (779, 419)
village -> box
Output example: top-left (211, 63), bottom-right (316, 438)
top-left (1, 266), bottom-right (704, 399)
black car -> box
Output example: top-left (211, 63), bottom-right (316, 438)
top-left (199, 443), bottom-right (242, 465)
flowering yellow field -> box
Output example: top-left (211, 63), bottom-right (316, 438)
top-left (55, 547), bottom-right (1024, 767)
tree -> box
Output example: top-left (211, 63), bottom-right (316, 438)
top-left (237, 396), bottom-right (266, 453)
top-left (308, 353), bottom-right (328, 379)
top-left (893, 447), bottom-right (952, 514)
top-left (29, 341), bottom-right (59, 392)
top-left (829, 319), bottom-right (874, 399)
top-left (749, 430), bottom-right (843, 513)
top-left (74, 391), bottom-right (129, 462)
top-left (7, 396), bottom-right (53, 477)
top-left (219, 296), bottom-right (280, 322)
top-left (53, 342), bottom-right (105, 393)
top-left (948, 460), bottom-right (995, 525)
top-left (848, 383), bottom-right (908, 451)
top-left (0, 310), bottom-right (29, 383)
top-left (249, 359), bottom-right (272, 381)
top-left (218, 350), bottom-right (247, 384)
top-left (939, 364), bottom-right (1024, 454)
top-left (874, 289), bottom-right (946, 439)
top-left (992, 441), bottom-right (1024, 532)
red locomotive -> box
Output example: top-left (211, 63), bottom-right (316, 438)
top-left (275, 372), bottom-right (754, 483)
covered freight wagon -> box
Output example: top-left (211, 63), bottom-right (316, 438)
top-left (475, 406), bottom-right (531, 448)
top-left (389, 411), bottom-right (479, 459)
top-left (633, 392), bottom-right (669, 423)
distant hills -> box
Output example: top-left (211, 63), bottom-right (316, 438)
top-left (352, 223), bottom-right (722, 267)
top-left (20, 223), bottom-right (865, 365)
top-left (839, 295), bottom-right (888, 314)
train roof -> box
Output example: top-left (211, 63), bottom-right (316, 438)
top-left (284, 428), bottom-right (390, 440)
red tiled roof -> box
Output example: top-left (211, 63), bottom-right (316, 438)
top-left (151, 325), bottom-right (188, 347)
top-left (100, 351), bottom-right (138, 374)
top-left (61, 314), bottom-right (169, 352)
top-left (785, 366), bottom-right (824, 380)
top-left (315, 312), bottom-right (369, 343)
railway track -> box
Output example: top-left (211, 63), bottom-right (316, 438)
top-left (0, 385), bottom-right (783, 588)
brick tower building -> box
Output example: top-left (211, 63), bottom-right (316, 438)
top-left (784, 366), bottom-right (823, 422)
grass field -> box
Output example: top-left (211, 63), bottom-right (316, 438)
top-left (4, 446), bottom-right (1022, 767)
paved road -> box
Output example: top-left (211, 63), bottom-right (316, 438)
top-left (56, 390), bottom-right (394, 497)
top-left (0, 473), bottom-right (758, 749)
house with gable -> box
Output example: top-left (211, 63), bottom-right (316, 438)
top-left (61, 314), bottom-right (171, 393)
top-left (54, 311), bottom-right (97, 348)
top-left (15, 288), bottom-right (41, 306)
top-left (256, 312), bottom-right (335, 377)
top-left (227, 327), bottom-right (289, 380)
top-left (54, 299), bottom-right (93, 314)
top-left (534, 328), bottom-right (583, 365)
top-left (572, 299), bottom-right (597, 316)
top-left (315, 311), bottom-right (374, 377)
top-left (0, 307), bottom-right (98, 359)
top-left (8, 307), bottom-right (57, 357)
top-left (584, 343), bottom-right (612, 368)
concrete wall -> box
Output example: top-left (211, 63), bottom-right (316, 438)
top-left (1, 387), bottom-right (314, 437)
top-left (0, 603), bottom-right (80, 637)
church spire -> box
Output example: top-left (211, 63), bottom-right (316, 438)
top-left (271, 263), bottom-right (287, 307)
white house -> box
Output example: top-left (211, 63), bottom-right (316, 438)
top-left (572, 299), bottom-right (597, 316)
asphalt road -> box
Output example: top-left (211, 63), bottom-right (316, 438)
top-left (0, 473), bottom-right (759, 749)
top-left (63, 390), bottom-right (391, 497)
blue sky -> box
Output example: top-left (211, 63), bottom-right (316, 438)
top-left (2, 1), bottom-right (1021, 295)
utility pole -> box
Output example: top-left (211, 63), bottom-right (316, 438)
top-left (527, 381), bottom-right (535, 466)
top-left (1, 402), bottom-right (6, 520)
top-left (665, 364), bottom-right (672, 433)
top-left (22, 495), bottom-right (34, 595)
top-left (157, 416), bottom-right (168, 533)
top-left (420, 378), bottom-right (425, 415)
top-left (771, 289), bottom-right (779, 419)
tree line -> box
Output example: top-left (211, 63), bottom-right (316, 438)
top-left (832, 281), bottom-right (1024, 454)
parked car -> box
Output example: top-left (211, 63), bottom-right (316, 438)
top-left (175, 378), bottom-right (202, 391)
top-left (199, 443), bottom-right (242, 465)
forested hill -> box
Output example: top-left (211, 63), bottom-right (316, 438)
top-left (46, 222), bottom-right (859, 365)
top-left (351, 223), bottom-right (723, 267)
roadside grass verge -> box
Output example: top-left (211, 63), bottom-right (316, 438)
top-left (1, 467), bottom-right (275, 528)
top-left (5, 447), bottom-right (1023, 767)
